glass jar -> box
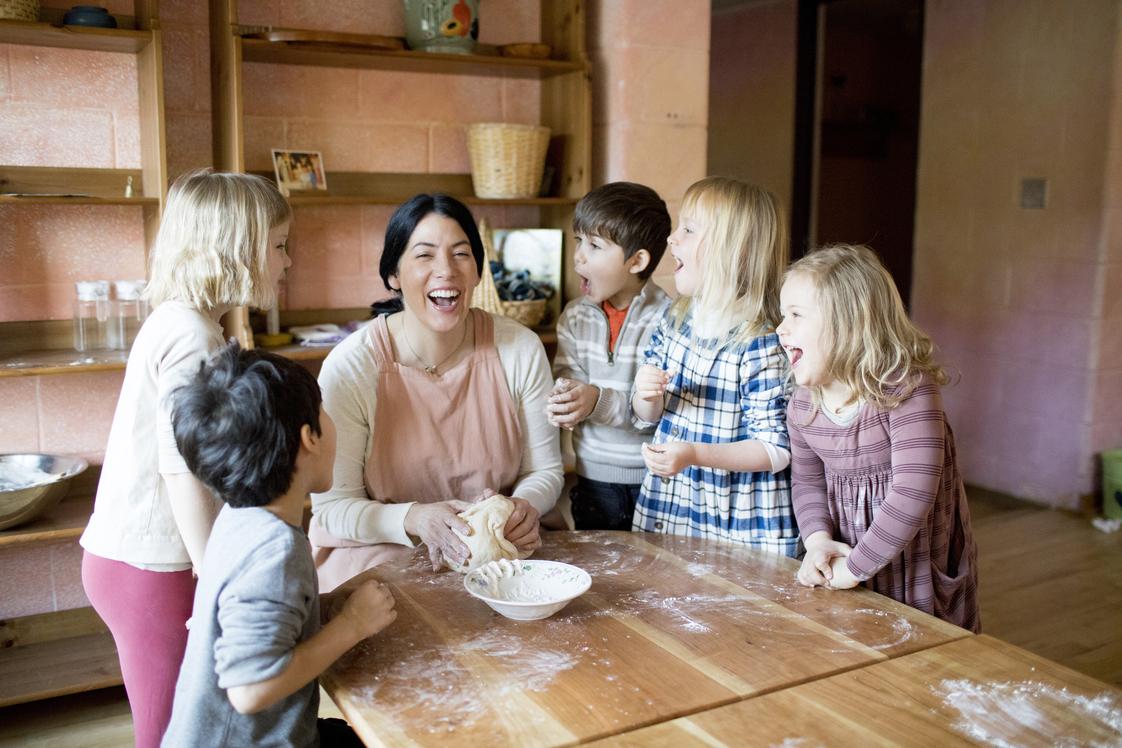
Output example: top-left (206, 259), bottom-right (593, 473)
top-left (108, 280), bottom-right (149, 350)
top-left (73, 281), bottom-right (110, 352)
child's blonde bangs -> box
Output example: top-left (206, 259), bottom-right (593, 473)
top-left (789, 244), bottom-right (948, 411)
top-left (146, 170), bottom-right (291, 310)
top-left (674, 178), bottom-right (786, 342)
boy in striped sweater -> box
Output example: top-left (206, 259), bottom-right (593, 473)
top-left (547, 182), bottom-right (672, 530)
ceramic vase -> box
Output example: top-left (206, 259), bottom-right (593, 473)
top-left (403, 0), bottom-right (478, 55)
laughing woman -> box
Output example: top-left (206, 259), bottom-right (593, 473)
top-left (309, 193), bottom-right (563, 590)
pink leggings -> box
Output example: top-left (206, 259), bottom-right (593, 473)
top-left (82, 551), bottom-right (195, 748)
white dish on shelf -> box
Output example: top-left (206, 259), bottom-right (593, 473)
top-left (463, 559), bottom-right (591, 621)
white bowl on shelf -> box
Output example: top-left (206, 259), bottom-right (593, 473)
top-left (0, 453), bottom-right (88, 531)
top-left (463, 560), bottom-right (591, 621)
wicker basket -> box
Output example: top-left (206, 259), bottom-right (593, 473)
top-left (466, 123), bottom-right (551, 199)
top-left (472, 218), bottom-right (547, 328)
top-left (0, 0), bottom-right (38, 21)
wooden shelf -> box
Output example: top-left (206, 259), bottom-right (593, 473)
top-left (0, 20), bottom-right (153, 54)
top-left (0, 195), bottom-right (157, 205)
top-left (263, 327), bottom-right (557, 362)
top-left (0, 495), bottom-right (93, 548)
top-left (0, 631), bottom-right (121, 708)
top-left (0, 350), bottom-right (129, 378)
top-left (239, 33), bottom-right (586, 79)
top-left (287, 194), bottom-right (577, 207)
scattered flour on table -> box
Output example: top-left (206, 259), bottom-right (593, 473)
top-left (934, 679), bottom-right (1122, 747)
top-left (847, 608), bottom-right (916, 650)
top-left (0, 463), bottom-right (61, 491)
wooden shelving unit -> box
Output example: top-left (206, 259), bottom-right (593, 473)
top-left (0, 3), bottom-right (167, 708)
top-left (210, 0), bottom-right (591, 349)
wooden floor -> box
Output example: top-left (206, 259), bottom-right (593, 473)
top-left (1, 488), bottom-right (1119, 747)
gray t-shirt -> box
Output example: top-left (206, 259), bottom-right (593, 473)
top-left (163, 506), bottom-right (320, 747)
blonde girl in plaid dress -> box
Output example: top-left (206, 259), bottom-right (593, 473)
top-left (631, 177), bottom-right (799, 557)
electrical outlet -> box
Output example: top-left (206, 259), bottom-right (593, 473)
top-left (1020, 178), bottom-right (1048, 209)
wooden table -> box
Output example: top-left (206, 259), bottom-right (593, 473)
top-left (323, 531), bottom-right (968, 746)
top-left (592, 635), bottom-right (1122, 746)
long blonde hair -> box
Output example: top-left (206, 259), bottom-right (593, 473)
top-left (669, 177), bottom-right (787, 343)
top-left (146, 170), bottom-right (292, 310)
top-left (788, 244), bottom-right (948, 410)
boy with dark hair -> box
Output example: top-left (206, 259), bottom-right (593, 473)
top-left (162, 343), bottom-right (395, 747)
top-left (547, 181), bottom-right (673, 530)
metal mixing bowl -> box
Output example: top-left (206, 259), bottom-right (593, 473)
top-left (0, 454), bottom-right (89, 531)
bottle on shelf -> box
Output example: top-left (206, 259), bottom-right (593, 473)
top-left (73, 281), bottom-right (111, 352)
top-left (108, 280), bottom-right (148, 350)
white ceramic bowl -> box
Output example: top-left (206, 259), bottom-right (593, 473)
top-left (464, 560), bottom-right (591, 621)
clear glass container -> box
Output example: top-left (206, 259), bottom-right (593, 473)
top-left (73, 281), bottom-right (110, 352)
top-left (108, 279), bottom-right (149, 350)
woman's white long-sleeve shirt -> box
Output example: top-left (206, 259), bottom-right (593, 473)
top-left (312, 315), bottom-right (563, 546)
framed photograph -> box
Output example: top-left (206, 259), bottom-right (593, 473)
top-left (492, 228), bottom-right (564, 324)
top-left (271, 149), bottom-right (327, 196)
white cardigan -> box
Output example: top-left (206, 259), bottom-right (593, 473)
top-left (312, 314), bottom-right (563, 546)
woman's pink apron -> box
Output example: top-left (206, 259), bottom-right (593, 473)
top-left (310, 310), bottom-right (522, 591)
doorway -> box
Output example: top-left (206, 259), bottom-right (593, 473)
top-left (792, 0), bottom-right (923, 305)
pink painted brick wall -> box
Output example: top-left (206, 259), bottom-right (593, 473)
top-left (589, 0), bottom-right (710, 293)
top-left (912, 0), bottom-right (1120, 506)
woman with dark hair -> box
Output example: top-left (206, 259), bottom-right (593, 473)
top-left (308, 194), bottom-right (563, 589)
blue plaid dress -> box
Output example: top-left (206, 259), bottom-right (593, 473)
top-left (632, 311), bottom-right (800, 557)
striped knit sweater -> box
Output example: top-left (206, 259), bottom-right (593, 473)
top-left (552, 281), bottom-right (671, 484)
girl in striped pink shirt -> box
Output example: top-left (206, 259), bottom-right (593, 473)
top-left (777, 244), bottom-right (979, 631)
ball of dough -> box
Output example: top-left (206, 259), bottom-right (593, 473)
top-left (445, 494), bottom-right (533, 573)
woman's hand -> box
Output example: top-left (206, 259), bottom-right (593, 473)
top-left (547, 378), bottom-right (599, 430)
top-left (404, 501), bottom-right (474, 571)
top-left (503, 497), bottom-right (541, 552)
top-left (641, 441), bottom-right (695, 477)
top-left (796, 533), bottom-right (852, 588)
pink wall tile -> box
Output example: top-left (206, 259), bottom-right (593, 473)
top-left (0, 105), bottom-right (115, 167)
top-left (1008, 258), bottom-right (1099, 315)
top-left (287, 206), bottom-right (364, 282)
top-left (158, 0), bottom-right (209, 25)
top-left (1090, 420), bottom-right (1122, 456)
top-left (242, 116), bottom-right (288, 172)
top-left (0, 283), bottom-right (74, 321)
top-left (430, 124), bottom-right (470, 173)
top-left (0, 546), bottom-right (56, 619)
top-left (0, 47), bottom-right (11, 100)
top-left (360, 205), bottom-right (395, 277)
top-left (37, 371), bottom-right (124, 460)
top-left (51, 541), bottom-right (89, 611)
top-left (1090, 368), bottom-right (1122, 427)
top-left (286, 276), bottom-right (385, 310)
top-left (0, 206), bottom-right (146, 287)
top-left (277, 0), bottom-right (402, 35)
top-left (7, 46), bottom-right (137, 110)
top-left (607, 122), bottom-right (707, 204)
top-left (1001, 364), bottom-right (1090, 423)
top-left (592, 0), bottom-right (709, 52)
top-left (0, 377), bottom-right (40, 453)
top-left (357, 71), bottom-right (504, 124)
top-left (166, 112), bottom-right (214, 180)
top-left (991, 311), bottom-right (1093, 367)
top-left (289, 120), bottom-right (429, 173)
top-left (237, 0), bottom-right (280, 27)
top-left (161, 26), bottom-right (200, 114)
top-left (1102, 262), bottom-right (1122, 320)
top-left (477, 1), bottom-right (539, 46)
top-left (605, 47), bottom-right (708, 128)
top-left (501, 79), bottom-right (541, 126)
top-left (114, 111), bottom-right (142, 169)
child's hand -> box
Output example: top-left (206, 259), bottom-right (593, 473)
top-left (547, 378), bottom-right (599, 430)
top-left (796, 537), bottom-right (851, 588)
top-left (641, 441), bottom-right (695, 477)
top-left (826, 555), bottom-right (860, 590)
top-left (634, 365), bottom-right (672, 403)
top-left (340, 578), bottom-right (397, 639)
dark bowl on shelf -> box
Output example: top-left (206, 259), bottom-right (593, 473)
top-left (62, 5), bottom-right (118, 28)
top-left (0, 454), bottom-right (88, 531)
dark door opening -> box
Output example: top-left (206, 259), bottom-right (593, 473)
top-left (792, 0), bottom-right (923, 306)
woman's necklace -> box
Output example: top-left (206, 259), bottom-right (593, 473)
top-left (399, 316), bottom-right (469, 375)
